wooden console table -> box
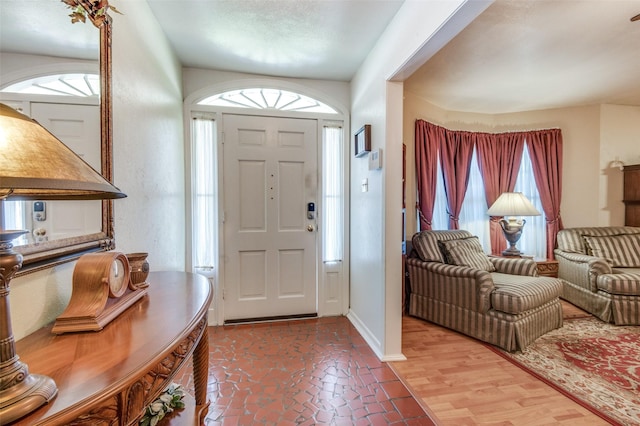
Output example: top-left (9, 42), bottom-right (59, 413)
top-left (11, 271), bottom-right (212, 426)
top-left (534, 258), bottom-right (559, 278)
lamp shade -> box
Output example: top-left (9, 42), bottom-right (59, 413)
top-left (487, 192), bottom-right (540, 217)
top-left (0, 103), bottom-right (125, 200)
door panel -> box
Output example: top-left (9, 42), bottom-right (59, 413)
top-left (223, 114), bottom-right (317, 320)
top-left (238, 250), bottom-right (267, 299)
top-left (30, 103), bottom-right (101, 241)
top-left (279, 249), bottom-right (305, 296)
top-left (238, 160), bottom-right (267, 230)
top-left (278, 161), bottom-right (305, 229)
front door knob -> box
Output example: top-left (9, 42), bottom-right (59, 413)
top-left (307, 225), bottom-right (314, 232)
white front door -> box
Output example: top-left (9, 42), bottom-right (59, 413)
top-left (223, 114), bottom-right (318, 321)
top-left (30, 102), bottom-right (102, 240)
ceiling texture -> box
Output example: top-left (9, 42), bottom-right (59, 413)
top-left (405, 0), bottom-right (640, 114)
top-left (0, 0), bottom-right (98, 60)
top-left (145, 0), bottom-right (406, 81)
top-left (2, 0), bottom-right (639, 114)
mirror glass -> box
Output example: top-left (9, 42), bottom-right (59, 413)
top-left (0, 0), bottom-right (114, 271)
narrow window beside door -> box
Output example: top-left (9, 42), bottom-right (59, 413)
top-left (191, 117), bottom-right (218, 272)
top-left (322, 125), bottom-right (343, 263)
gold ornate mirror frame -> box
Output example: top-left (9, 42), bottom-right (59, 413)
top-left (15, 1), bottom-right (115, 275)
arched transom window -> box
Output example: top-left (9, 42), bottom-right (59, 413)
top-left (1, 73), bottom-right (99, 97)
top-left (197, 88), bottom-right (338, 114)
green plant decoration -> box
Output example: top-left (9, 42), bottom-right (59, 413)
top-left (61, 0), bottom-right (122, 26)
top-left (139, 383), bottom-right (186, 426)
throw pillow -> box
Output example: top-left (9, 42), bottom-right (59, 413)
top-left (583, 234), bottom-right (640, 267)
top-left (438, 237), bottom-right (496, 272)
top-left (412, 232), bottom-right (445, 263)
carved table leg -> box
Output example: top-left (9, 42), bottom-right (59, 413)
top-left (192, 324), bottom-right (210, 424)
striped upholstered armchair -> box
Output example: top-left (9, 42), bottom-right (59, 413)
top-left (555, 226), bottom-right (640, 325)
top-left (406, 230), bottom-right (563, 352)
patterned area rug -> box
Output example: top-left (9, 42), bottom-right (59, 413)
top-left (490, 317), bottom-right (640, 425)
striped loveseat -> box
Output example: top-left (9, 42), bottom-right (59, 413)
top-left (555, 226), bottom-right (640, 325)
top-left (406, 230), bottom-right (563, 352)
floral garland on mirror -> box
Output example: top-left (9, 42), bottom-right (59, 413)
top-left (139, 383), bottom-right (186, 426)
top-left (61, 0), bottom-right (122, 26)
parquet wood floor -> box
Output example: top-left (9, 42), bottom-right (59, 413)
top-left (389, 301), bottom-right (610, 425)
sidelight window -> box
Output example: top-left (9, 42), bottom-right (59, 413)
top-left (322, 125), bottom-right (343, 262)
top-left (190, 117), bottom-right (218, 273)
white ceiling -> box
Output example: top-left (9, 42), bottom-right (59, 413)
top-left (145, 0), bottom-right (405, 81)
top-left (0, 0), bottom-right (98, 61)
top-left (406, 0), bottom-right (640, 113)
top-left (2, 0), bottom-right (640, 114)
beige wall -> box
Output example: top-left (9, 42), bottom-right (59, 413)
top-left (348, 0), bottom-right (485, 360)
top-left (599, 105), bottom-right (640, 224)
top-left (10, 2), bottom-right (184, 341)
top-left (403, 91), bottom-right (640, 240)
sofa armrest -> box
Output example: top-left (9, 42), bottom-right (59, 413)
top-left (406, 258), bottom-right (494, 313)
top-left (554, 249), bottom-right (613, 292)
top-left (489, 257), bottom-right (538, 276)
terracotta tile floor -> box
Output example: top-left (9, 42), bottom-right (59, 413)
top-left (175, 316), bottom-right (434, 425)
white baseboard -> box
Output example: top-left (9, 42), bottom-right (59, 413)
top-left (382, 353), bottom-right (407, 362)
top-left (347, 310), bottom-right (407, 362)
top-left (207, 308), bottom-right (217, 326)
top-left (346, 310), bottom-right (383, 360)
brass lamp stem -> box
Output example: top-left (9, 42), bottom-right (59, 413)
top-left (0, 228), bottom-right (58, 423)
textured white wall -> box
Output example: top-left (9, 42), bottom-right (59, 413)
top-left (10, 2), bottom-right (183, 340)
top-left (111, 1), bottom-right (185, 270)
top-left (182, 68), bottom-right (350, 114)
top-left (348, 0), bottom-right (484, 360)
top-left (0, 52), bottom-right (97, 86)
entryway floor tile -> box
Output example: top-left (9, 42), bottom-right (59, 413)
top-left (175, 316), bottom-right (435, 425)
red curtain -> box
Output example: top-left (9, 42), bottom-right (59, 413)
top-left (439, 130), bottom-right (475, 229)
top-left (415, 120), bottom-right (441, 230)
top-left (414, 121), bottom-right (563, 254)
top-left (526, 129), bottom-right (564, 259)
top-left (476, 132), bottom-right (526, 254)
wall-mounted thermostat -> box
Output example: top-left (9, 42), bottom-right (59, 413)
top-left (369, 148), bottom-right (383, 170)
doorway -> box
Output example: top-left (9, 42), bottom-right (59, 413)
top-left (222, 114), bottom-right (318, 321)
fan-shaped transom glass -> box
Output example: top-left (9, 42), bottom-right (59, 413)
top-left (198, 88), bottom-right (338, 114)
top-left (1, 73), bottom-right (99, 97)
